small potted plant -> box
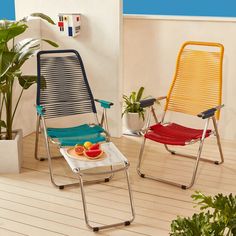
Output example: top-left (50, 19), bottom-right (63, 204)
top-left (0, 13), bottom-right (58, 173)
top-left (122, 87), bottom-right (146, 134)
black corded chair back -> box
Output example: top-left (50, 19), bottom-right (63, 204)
top-left (37, 50), bottom-right (96, 119)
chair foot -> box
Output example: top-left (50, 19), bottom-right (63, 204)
top-left (93, 227), bottom-right (99, 232)
top-left (92, 221), bottom-right (131, 232)
top-left (214, 161), bottom-right (220, 165)
top-left (140, 174), bottom-right (145, 178)
top-left (39, 158), bottom-right (45, 161)
top-left (104, 178), bottom-right (110, 182)
top-left (125, 221), bottom-right (131, 226)
top-left (181, 185), bottom-right (187, 190)
top-left (59, 185), bottom-right (64, 190)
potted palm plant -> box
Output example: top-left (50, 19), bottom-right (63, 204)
top-left (122, 87), bottom-right (146, 134)
top-left (0, 13), bottom-right (58, 173)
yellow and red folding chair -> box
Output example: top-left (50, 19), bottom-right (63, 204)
top-left (137, 41), bottom-right (224, 189)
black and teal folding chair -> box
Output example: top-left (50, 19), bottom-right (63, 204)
top-left (34, 50), bottom-right (135, 231)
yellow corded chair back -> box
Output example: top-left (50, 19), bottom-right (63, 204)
top-left (165, 41), bottom-right (224, 120)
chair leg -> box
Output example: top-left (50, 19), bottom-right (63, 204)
top-left (185, 139), bottom-right (205, 189)
top-left (35, 115), bottom-right (62, 161)
top-left (78, 165), bottom-right (135, 232)
top-left (212, 116), bottom-right (224, 164)
top-left (40, 117), bottom-right (64, 189)
top-left (34, 115), bottom-right (42, 161)
top-left (137, 119), bottom-right (216, 189)
top-left (137, 140), bottom-right (183, 188)
top-left (137, 137), bottom-right (184, 188)
top-left (164, 144), bottom-right (220, 164)
top-left (137, 137), bottom-right (146, 178)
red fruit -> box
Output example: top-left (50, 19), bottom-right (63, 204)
top-left (89, 143), bottom-right (100, 150)
top-left (75, 145), bottom-right (85, 155)
top-left (84, 149), bottom-right (103, 158)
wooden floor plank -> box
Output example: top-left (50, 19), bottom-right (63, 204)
top-left (0, 227), bottom-right (27, 236)
top-left (0, 133), bottom-right (235, 235)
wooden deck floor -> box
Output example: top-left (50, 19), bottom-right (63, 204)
top-left (0, 133), bottom-right (236, 236)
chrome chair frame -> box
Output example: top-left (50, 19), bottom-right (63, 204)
top-left (36, 109), bottom-right (113, 189)
top-left (35, 50), bottom-right (135, 231)
top-left (136, 41), bottom-right (225, 189)
top-left (76, 161), bottom-right (135, 232)
top-left (137, 97), bottom-right (224, 190)
top-left (35, 50), bottom-right (113, 189)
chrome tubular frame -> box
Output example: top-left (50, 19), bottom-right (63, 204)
top-left (35, 115), bottom-right (62, 161)
top-left (137, 116), bottom-right (224, 189)
top-left (77, 162), bottom-right (135, 232)
top-left (36, 114), bottom-right (113, 189)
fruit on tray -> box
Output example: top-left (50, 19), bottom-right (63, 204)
top-left (74, 145), bottom-right (85, 155)
top-left (83, 141), bottom-right (93, 150)
top-left (84, 149), bottom-right (103, 158)
top-left (74, 141), bottom-right (103, 159)
top-left (89, 143), bottom-right (100, 150)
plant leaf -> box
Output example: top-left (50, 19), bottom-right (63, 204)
top-left (171, 191), bottom-right (236, 236)
top-left (136, 86), bottom-right (144, 102)
top-left (18, 75), bottom-right (37, 89)
top-left (0, 120), bottom-right (6, 128)
top-left (0, 84), bottom-right (10, 93)
top-left (0, 22), bottom-right (28, 43)
top-left (14, 48), bottom-right (38, 70)
top-left (13, 38), bottom-right (40, 53)
top-left (42, 39), bottom-right (59, 48)
top-left (30, 13), bottom-right (56, 25)
top-left (0, 50), bottom-right (17, 77)
top-left (131, 92), bottom-right (136, 103)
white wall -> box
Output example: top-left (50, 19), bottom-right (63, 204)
top-left (124, 15), bottom-right (236, 141)
top-left (15, 0), bottom-right (123, 137)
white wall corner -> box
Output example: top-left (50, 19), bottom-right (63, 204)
top-left (15, 0), bottom-right (123, 137)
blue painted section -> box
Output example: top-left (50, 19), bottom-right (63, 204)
top-left (123, 0), bottom-right (236, 17)
top-left (68, 27), bottom-right (73, 36)
top-left (1, 0), bottom-right (235, 20)
top-left (0, 0), bottom-right (15, 20)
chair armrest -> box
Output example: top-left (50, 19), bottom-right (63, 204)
top-left (197, 104), bottom-right (224, 119)
top-left (140, 98), bottom-right (156, 108)
top-left (95, 99), bottom-right (114, 109)
top-left (36, 105), bottom-right (45, 116)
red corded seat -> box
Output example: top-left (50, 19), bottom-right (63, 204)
top-left (144, 123), bottom-right (212, 146)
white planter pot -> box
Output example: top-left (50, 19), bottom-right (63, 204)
top-left (0, 129), bottom-right (23, 173)
top-left (124, 113), bottom-right (145, 132)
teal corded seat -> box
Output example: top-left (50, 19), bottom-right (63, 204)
top-left (47, 124), bottom-right (106, 146)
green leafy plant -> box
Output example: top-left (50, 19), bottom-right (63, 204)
top-left (170, 191), bottom-right (236, 236)
top-left (122, 86), bottom-right (145, 120)
top-left (0, 13), bottom-right (58, 140)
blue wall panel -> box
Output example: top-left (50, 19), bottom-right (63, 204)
top-left (1, 1), bottom-right (235, 20)
top-left (0, 0), bottom-right (15, 20)
top-left (124, 0), bottom-right (236, 17)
